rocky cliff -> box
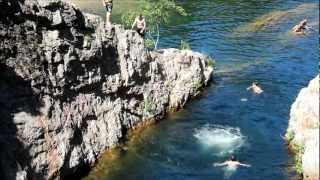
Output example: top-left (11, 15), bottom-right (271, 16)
top-left (0, 0), bottom-right (213, 179)
top-left (286, 75), bottom-right (319, 180)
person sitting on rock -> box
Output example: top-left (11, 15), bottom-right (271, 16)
top-left (102, 0), bottom-right (113, 26)
top-left (213, 155), bottom-right (251, 168)
top-left (292, 19), bottom-right (309, 35)
top-left (247, 81), bottom-right (263, 94)
top-left (132, 14), bottom-right (146, 37)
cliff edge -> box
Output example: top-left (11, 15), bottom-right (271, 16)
top-left (0, 0), bottom-right (213, 179)
top-left (286, 75), bottom-right (319, 180)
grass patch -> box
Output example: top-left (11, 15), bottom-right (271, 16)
top-left (292, 143), bottom-right (305, 174)
top-left (193, 79), bottom-right (203, 89)
top-left (180, 40), bottom-right (191, 50)
top-left (143, 99), bottom-right (154, 114)
top-left (144, 38), bottom-right (155, 50)
top-left (206, 56), bottom-right (215, 68)
top-left (285, 130), bottom-right (295, 142)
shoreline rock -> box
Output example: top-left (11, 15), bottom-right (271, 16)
top-left (286, 75), bottom-right (319, 180)
top-left (0, 0), bottom-right (213, 179)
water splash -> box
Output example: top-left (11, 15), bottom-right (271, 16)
top-left (194, 125), bottom-right (246, 156)
top-left (223, 166), bottom-right (237, 179)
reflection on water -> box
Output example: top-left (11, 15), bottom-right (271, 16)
top-left (64, 0), bottom-right (319, 179)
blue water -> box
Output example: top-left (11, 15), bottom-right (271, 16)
top-left (80, 0), bottom-right (319, 179)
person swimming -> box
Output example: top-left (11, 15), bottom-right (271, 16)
top-left (247, 81), bottom-right (263, 94)
top-left (213, 155), bottom-right (251, 168)
top-left (292, 19), bottom-right (309, 35)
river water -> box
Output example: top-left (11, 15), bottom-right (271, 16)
top-left (66, 0), bottom-right (318, 179)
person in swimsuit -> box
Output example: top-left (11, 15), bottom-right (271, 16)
top-left (247, 81), bottom-right (263, 94)
top-left (213, 155), bottom-right (251, 168)
top-left (102, 0), bottom-right (113, 25)
top-left (132, 14), bottom-right (146, 37)
top-left (292, 19), bottom-right (308, 35)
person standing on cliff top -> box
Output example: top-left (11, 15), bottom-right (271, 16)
top-left (102, 0), bottom-right (113, 26)
top-left (132, 14), bottom-right (146, 37)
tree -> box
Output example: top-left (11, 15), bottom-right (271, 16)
top-left (121, 0), bottom-right (187, 49)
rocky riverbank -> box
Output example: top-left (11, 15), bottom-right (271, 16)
top-left (0, 0), bottom-right (213, 179)
top-left (286, 75), bottom-right (319, 180)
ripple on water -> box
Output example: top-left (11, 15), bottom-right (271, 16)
top-left (194, 124), bottom-right (247, 156)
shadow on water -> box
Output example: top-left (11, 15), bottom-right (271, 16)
top-left (0, 64), bottom-right (43, 179)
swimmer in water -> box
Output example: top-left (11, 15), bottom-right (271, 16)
top-left (292, 19), bottom-right (309, 35)
top-left (247, 81), bottom-right (263, 94)
top-left (213, 155), bottom-right (251, 168)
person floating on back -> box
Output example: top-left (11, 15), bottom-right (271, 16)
top-left (132, 14), bottom-right (146, 37)
top-left (102, 0), bottom-right (113, 26)
top-left (292, 19), bottom-right (308, 35)
top-left (213, 155), bottom-right (251, 168)
top-left (247, 81), bottom-right (263, 94)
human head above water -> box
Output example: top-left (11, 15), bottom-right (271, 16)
top-left (252, 81), bottom-right (258, 86)
top-left (229, 155), bottom-right (236, 161)
top-left (300, 19), bottom-right (307, 26)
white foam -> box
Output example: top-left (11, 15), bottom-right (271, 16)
top-left (194, 124), bottom-right (246, 156)
top-left (240, 98), bottom-right (248, 102)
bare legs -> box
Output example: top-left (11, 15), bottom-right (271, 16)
top-left (106, 12), bottom-right (112, 26)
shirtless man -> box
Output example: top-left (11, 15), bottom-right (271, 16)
top-left (132, 14), bottom-right (146, 37)
top-left (292, 19), bottom-right (308, 35)
top-left (213, 155), bottom-right (251, 168)
top-left (102, 0), bottom-right (113, 25)
top-left (247, 81), bottom-right (263, 94)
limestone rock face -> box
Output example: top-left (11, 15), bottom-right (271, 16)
top-left (287, 75), bottom-right (319, 180)
top-left (0, 0), bottom-right (213, 179)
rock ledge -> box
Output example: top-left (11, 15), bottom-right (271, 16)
top-left (286, 75), bottom-right (319, 180)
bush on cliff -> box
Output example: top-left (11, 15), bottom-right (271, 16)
top-left (121, 0), bottom-right (187, 49)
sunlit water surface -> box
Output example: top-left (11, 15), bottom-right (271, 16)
top-left (65, 0), bottom-right (318, 179)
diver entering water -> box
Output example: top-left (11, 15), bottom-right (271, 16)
top-left (213, 155), bottom-right (251, 168)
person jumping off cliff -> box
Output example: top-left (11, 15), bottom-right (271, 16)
top-left (132, 14), bottom-right (146, 37)
top-left (213, 155), bottom-right (251, 168)
top-left (102, 0), bottom-right (113, 26)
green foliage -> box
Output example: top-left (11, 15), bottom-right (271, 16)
top-left (144, 38), bottom-right (155, 49)
top-left (180, 40), bottom-right (191, 50)
top-left (143, 99), bottom-right (154, 113)
top-left (294, 151), bottom-right (303, 174)
top-left (144, 0), bottom-right (187, 29)
top-left (292, 143), bottom-right (305, 174)
top-left (285, 130), bottom-right (295, 142)
top-left (193, 79), bottom-right (203, 89)
top-left (206, 56), bottom-right (215, 68)
top-left (121, 0), bottom-right (187, 49)
top-left (121, 10), bottom-right (138, 28)
top-left (121, 0), bottom-right (187, 29)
